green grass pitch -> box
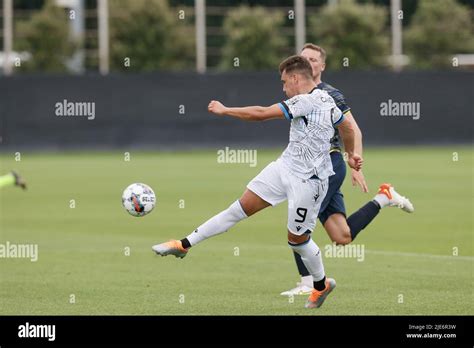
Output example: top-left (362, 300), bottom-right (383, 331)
top-left (0, 146), bottom-right (472, 315)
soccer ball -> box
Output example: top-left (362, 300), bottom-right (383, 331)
top-left (122, 183), bottom-right (156, 217)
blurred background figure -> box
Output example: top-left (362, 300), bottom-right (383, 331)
top-left (0, 171), bottom-right (27, 190)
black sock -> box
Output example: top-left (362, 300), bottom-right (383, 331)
top-left (180, 238), bottom-right (191, 249)
top-left (293, 252), bottom-right (310, 277)
top-left (313, 276), bottom-right (326, 291)
top-left (347, 200), bottom-right (380, 241)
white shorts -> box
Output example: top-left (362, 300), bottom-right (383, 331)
top-left (247, 159), bottom-right (328, 235)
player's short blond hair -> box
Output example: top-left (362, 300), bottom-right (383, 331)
top-left (279, 55), bottom-right (313, 80)
top-left (301, 43), bottom-right (327, 62)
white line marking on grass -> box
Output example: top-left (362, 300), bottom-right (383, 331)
top-left (366, 250), bottom-right (474, 261)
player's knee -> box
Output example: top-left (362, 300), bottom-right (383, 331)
top-left (331, 227), bottom-right (352, 245)
top-left (237, 198), bottom-right (252, 216)
top-left (287, 230), bottom-right (310, 244)
top-left (238, 195), bottom-right (259, 216)
top-left (238, 189), bottom-right (270, 217)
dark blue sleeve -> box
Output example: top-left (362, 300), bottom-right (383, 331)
top-left (328, 89), bottom-right (351, 114)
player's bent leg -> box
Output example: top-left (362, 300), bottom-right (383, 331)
top-left (323, 213), bottom-right (352, 245)
top-left (287, 231), bottom-right (335, 308)
top-left (344, 183), bottom-right (415, 241)
top-left (320, 187), bottom-right (380, 243)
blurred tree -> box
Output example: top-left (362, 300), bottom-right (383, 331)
top-left (219, 5), bottom-right (287, 70)
top-left (109, 0), bottom-right (194, 71)
top-left (308, 0), bottom-right (389, 70)
top-left (404, 0), bottom-right (474, 69)
top-left (15, 0), bottom-right (75, 72)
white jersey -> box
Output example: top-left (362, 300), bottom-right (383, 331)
top-left (277, 87), bottom-right (344, 180)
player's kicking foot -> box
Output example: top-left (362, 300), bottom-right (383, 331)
top-left (305, 278), bottom-right (336, 309)
top-left (280, 282), bottom-right (313, 296)
top-left (152, 240), bottom-right (188, 259)
top-left (12, 171), bottom-right (27, 190)
top-left (378, 183), bottom-right (414, 213)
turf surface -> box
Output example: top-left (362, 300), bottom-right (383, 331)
top-left (0, 147), bottom-right (472, 315)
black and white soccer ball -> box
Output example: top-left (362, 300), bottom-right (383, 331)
top-left (122, 183), bottom-right (156, 217)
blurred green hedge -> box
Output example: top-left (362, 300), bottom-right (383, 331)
top-left (219, 5), bottom-right (288, 70)
top-left (11, 0), bottom-right (474, 73)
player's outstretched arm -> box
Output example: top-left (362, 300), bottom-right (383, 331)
top-left (208, 100), bottom-right (284, 121)
top-left (337, 117), bottom-right (363, 171)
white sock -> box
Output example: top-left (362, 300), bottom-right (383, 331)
top-left (301, 275), bottom-right (313, 287)
top-left (185, 200), bottom-right (248, 247)
top-left (289, 239), bottom-right (325, 283)
top-left (373, 193), bottom-right (390, 208)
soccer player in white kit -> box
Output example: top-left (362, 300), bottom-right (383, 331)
top-left (152, 55), bottom-right (363, 309)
